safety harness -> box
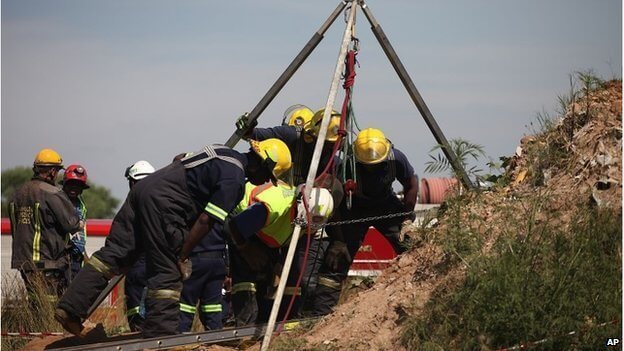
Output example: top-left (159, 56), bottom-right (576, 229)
top-left (180, 145), bottom-right (244, 172)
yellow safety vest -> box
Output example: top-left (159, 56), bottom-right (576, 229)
top-left (235, 181), bottom-right (295, 248)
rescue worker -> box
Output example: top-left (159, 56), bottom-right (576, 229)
top-left (180, 139), bottom-right (297, 331)
top-left (55, 139), bottom-right (292, 338)
top-left (61, 164), bottom-right (90, 280)
top-left (122, 160), bottom-right (155, 332)
top-left (236, 106), bottom-right (343, 307)
top-left (9, 148), bottom-right (82, 303)
top-left (226, 179), bottom-right (335, 326)
top-left (237, 106), bottom-right (341, 185)
top-left (313, 128), bottom-right (419, 316)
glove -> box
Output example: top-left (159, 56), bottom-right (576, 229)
top-left (177, 258), bottom-right (193, 281)
top-left (325, 240), bottom-right (351, 271)
top-left (235, 112), bottom-right (257, 138)
top-left (239, 242), bottom-right (269, 271)
top-left (70, 231), bottom-right (86, 256)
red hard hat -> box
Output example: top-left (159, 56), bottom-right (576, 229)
top-left (63, 164), bottom-right (89, 188)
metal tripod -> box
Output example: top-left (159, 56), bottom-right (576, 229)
top-left (84, 0), bottom-right (474, 343)
top-left (233, 1), bottom-right (475, 350)
top-left (224, 0), bottom-right (474, 189)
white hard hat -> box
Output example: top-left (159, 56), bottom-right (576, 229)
top-left (125, 160), bottom-right (155, 180)
top-left (298, 187), bottom-right (334, 226)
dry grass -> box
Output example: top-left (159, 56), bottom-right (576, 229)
top-left (1, 273), bottom-right (63, 351)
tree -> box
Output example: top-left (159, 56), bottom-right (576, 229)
top-left (1, 166), bottom-right (120, 218)
top-left (1, 166), bottom-right (32, 217)
top-left (81, 184), bottom-right (120, 218)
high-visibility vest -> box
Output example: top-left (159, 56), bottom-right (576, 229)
top-left (235, 181), bottom-right (295, 248)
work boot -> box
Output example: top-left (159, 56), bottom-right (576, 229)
top-left (54, 308), bottom-right (84, 336)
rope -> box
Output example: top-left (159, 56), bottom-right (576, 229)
top-left (261, 4), bottom-right (359, 349)
top-left (266, 5), bottom-right (360, 345)
top-left (278, 14), bottom-right (363, 329)
top-left (277, 189), bottom-right (314, 333)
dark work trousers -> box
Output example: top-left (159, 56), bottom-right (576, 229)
top-left (57, 191), bottom-right (140, 322)
top-left (178, 251), bottom-right (226, 332)
top-left (125, 254), bottom-right (147, 332)
top-left (138, 163), bottom-right (196, 338)
top-left (58, 162), bottom-right (197, 337)
top-left (69, 253), bottom-right (83, 282)
top-left (229, 238), bottom-right (302, 326)
top-left (313, 196), bottom-right (408, 316)
top-left (297, 233), bottom-right (330, 313)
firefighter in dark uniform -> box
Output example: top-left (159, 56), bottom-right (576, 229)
top-left (9, 148), bottom-right (82, 304)
top-left (177, 222), bottom-right (229, 332)
top-left (61, 164), bottom-right (90, 281)
top-left (55, 139), bottom-right (291, 338)
top-left (313, 128), bottom-right (419, 316)
top-left (180, 142), bottom-right (292, 331)
top-left (236, 106), bottom-right (343, 308)
top-left (238, 105), bottom-right (340, 186)
top-left (122, 160), bottom-right (155, 332)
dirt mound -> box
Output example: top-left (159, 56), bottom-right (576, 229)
top-left (294, 79), bottom-right (622, 350)
top-left (302, 245), bottom-right (448, 350)
top-left (509, 79), bottom-right (622, 209)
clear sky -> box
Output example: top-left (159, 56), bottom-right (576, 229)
top-left (2, 0), bottom-right (622, 205)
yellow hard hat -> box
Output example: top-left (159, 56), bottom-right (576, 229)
top-left (310, 108), bottom-right (341, 142)
top-left (353, 128), bottom-right (391, 164)
top-left (283, 104), bottom-right (314, 130)
top-left (34, 148), bottom-right (64, 168)
top-left (249, 138), bottom-right (292, 181)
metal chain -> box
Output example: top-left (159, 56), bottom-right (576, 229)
top-left (293, 210), bottom-right (417, 228)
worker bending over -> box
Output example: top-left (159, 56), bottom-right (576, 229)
top-left (313, 128), bottom-right (418, 316)
top-left (226, 179), bottom-right (335, 325)
top-left (122, 160), bottom-right (156, 332)
top-left (236, 106), bottom-right (343, 306)
top-left (55, 139), bottom-right (291, 338)
top-left (178, 139), bottom-right (292, 332)
top-left (237, 105), bottom-right (341, 185)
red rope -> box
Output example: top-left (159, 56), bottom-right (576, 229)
top-left (277, 187), bottom-right (314, 333)
top-left (318, 49), bottom-right (357, 177)
top-left (277, 49), bottom-right (359, 332)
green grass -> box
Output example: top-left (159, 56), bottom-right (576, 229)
top-left (400, 200), bottom-right (621, 350)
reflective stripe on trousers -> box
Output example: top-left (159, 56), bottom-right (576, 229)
top-left (318, 276), bottom-right (342, 290)
top-left (231, 282), bottom-right (256, 294)
top-left (147, 289), bottom-right (181, 300)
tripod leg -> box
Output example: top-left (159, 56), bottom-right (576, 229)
top-left (359, 1), bottom-right (474, 189)
top-left (225, 1), bottom-right (349, 148)
top-left (85, 274), bottom-right (124, 318)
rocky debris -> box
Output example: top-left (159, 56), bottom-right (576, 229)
top-left (296, 80), bottom-right (621, 350)
top-left (508, 80), bottom-right (622, 209)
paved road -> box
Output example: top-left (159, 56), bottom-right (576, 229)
top-left (1, 236), bottom-right (107, 292)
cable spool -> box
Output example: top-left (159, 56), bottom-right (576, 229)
top-left (419, 177), bottom-right (458, 204)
